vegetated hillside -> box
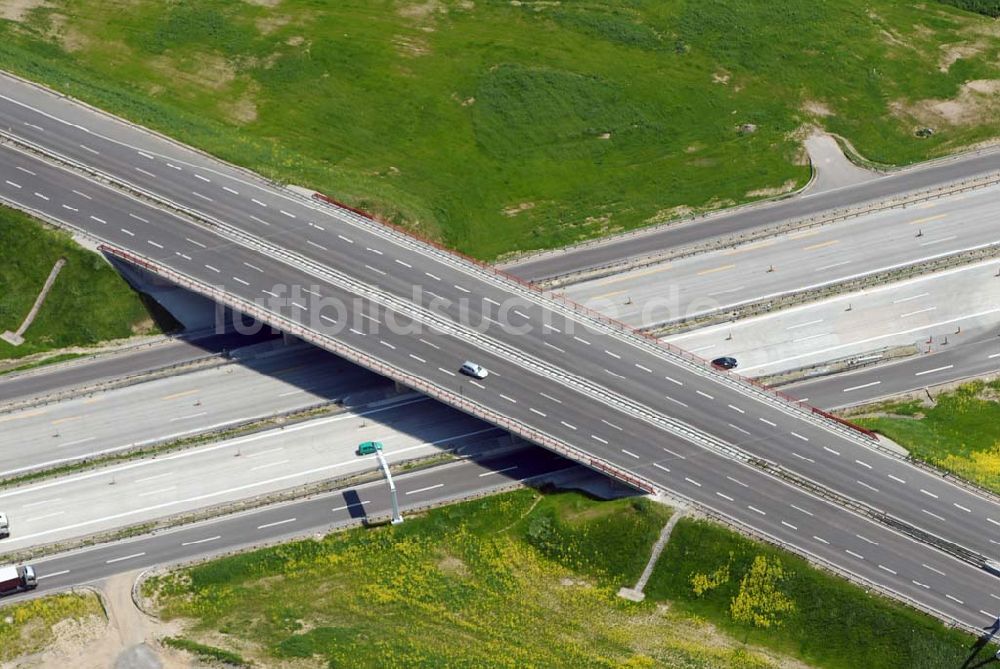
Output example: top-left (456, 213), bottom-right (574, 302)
top-left (0, 206), bottom-right (153, 361)
top-left (0, 1), bottom-right (997, 259)
top-left (938, 0), bottom-right (1000, 17)
top-left (142, 489), bottom-right (981, 668)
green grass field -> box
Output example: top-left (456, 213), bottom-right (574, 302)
top-left (144, 489), bottom-right (982, 668)
top-left (0, 1), bottom-right (997, 259)
top-left (0, 205), bottom-right (154, 361)
top-left (0, 591), bottom-right (106, 662)
top-left (850, 380), bottom-right (1000, 494)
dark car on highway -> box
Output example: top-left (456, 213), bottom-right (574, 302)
top-left (711, 356), bottom-right (738, 370)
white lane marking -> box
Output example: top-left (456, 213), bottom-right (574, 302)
top-left (900, 306), bottom-right (936, 319)
top-left (954, 503), bottom-right (972, 513)
top-left (406, 484), bottom-right (444, 496)
top-left (251, 460), bottom-right (291, 472)
top-left (845, 549), bottom-right (865, 560)
top-left (33, 511), bottom-right (66, 521)
top-left (120, 228), bottom-right (135, 237)
top-left (425, 271), bottom-right (440, 281)
top-left (192, 191), bottom-right (213, 201)
top-left (177, 252), bottom-right (192, 261)
top-left (252, 198), bottom-right (268, 207)
top-left (653, 463), bottom-right (670, 473)
top-left (856, 534), bottom-right (879, 545)
top-left (747, 505), bottom-right (766, 515)
top-left (21, 499), bottom-right (61, 509)
top-left (945, 594), bottom-right (964, 605)
top-left (728, 423), bottom-right (750, 436)
top-left (453, 284), bottom-right (472, 295)
top-left (437, 367), bottom-right (456, 377)
top-left (792, 452), bottom-right (814, 463)
top-left (542, 323), bottom-right (562, 334)
top-left (147, 240), bottom-right (163, 249)
top-left (635, 363), bottom-right (653, 373)
top-left (530, 407), bottom-right (547, 417)
top-left (728, 404), bottom-right (745, 414)
top-left (4, 180), bottom-right (21, 188)
top-left (823, 446), bottom-right (840, 456)
top-left (815, 260), bottom-right (851, 271)
top-left (988, 517), bottom-right (1000, 527)
top-left (419, 338), bottom-right (440, 350)
top-left (366, 247), bottom-right (383, 255)
top-left (813, 535), bottom-right (829, 545)
top-left (262, 289), bottom-right (279, 298)
top-left (129, 213), bottom-right (149, 223)
top-left (223, 186), bottom-right (239, 195)
top-left (878, 564), bottom-right (896, 575)
top-left (539, 392), bottom-right (562, 404)
top-left (605, 369), bottom-right (625, 380)
top-left (843, 381), bottom-right (881, 392)
top-left (685, 477), bottom-right (702, 487)
top-left (790, 432), bottom-right (809, 442)
top-left (137, 151), bottom-right (154, 160)
top-left (379, 340), bottom-right (396, 350)
top-left (915, 364), bottom-right (954, 377)
top-left (409, 354), bottom-right (426, 363)
top-left (34, 191), bottom-right (49, 200)
top-left (331, 500), bottom-right (371, 512)
top-left (469, 380), bottom-right (486, 390)
top-left (662, 448), bottom-right (686, 460)
top-left (186, 237), bottom-right (206, 248)
top-left (911, 580), bottom-right (930, 590)
top-left (665, 395), bottom-right (688, 408)
top-left (166, 162), bottom-right (182, 171)
top-left (138, 486), bottom-right (177, 497)
top-left (605, 349), bottom-right (621, 359)
top-left (621, 448), bottom-right (640, 459)
top-left (89, 215), bottom-right (106, 224)
top-left (922, 509), bottom-right (946, 522)
top-left (280, 210), bottom-right (296, 218)
top-left (194, 173), bottom-right (211, 182)
top-left (231, 276), bottom-right (250, 286)
top-left (790, 504), bottom-right (813, 516)
top-left (36, 570), bottom-right (70, 580)
top-left (80, 144), bottom-right (99, 154)
top-left (169, 411), bottom-right (208, 422)
top-left (135, 167), bottom-right (156, 178)
top-left (15, 166), bottom-right (35, 176)
top-left (591, 434), bottom-right (608, 444)
top-left (919, 488), bottom-right (939, 499)
top-left (182, 535), bottom-right (221, 546)
top-left (395, 258), bottom-right (412, 268)
top-left (781, 521), bottom-right (798, 530)
top-left (989, 353), bottom-right (1000, 359)
top-left (307, 240), bottom-right (327, 250)
top-left (560, 421), bottom-right (577, 431)
top-left (257, 518), bottom-right (296, 529)
top-left (24, 121), bottom-right (44, 131)
top-left (922, 563), bottom-right (946, 576)
top-left (365, 264), bottom-right (387, 276)
top-left (855, 459), bottom-right (872, 469)
top-left (856, 480), bottom-right (879, 493)
top-left (716, 492), bottom-right (734, 502)
top-left (484, 297), bottom-right (501, 307)
top-left (602, 419), bottom-right (623, 431)
top-left (574, 336), bottom-right (591, 345)
top-left (58, 437), bottom-right (96, 448)
top-left (888, 474), bottom-right (906, 484)
top-left (106, 552), bottom-right (146, 564)
top-left (514, 309), bottom-right (530, 319)
top-left (243, 261), bottom-right (263, 272)
top-left (320, 314), bottom-right (336, 325)
top-left (919, 234), bottom-right (958, 246)
top-left (893, 292), bottom-right (930, 304)
top-left (544, 341), bottom-right (566, 354)
top-left (71, 189), bottom-right (92, 199)
top-left (786, 319), bottom-right (823, 331)
top-left (499, 393), bottom-right (517, 403)
top-left (727, 476), bottom-right (749, 488)
top-left (759, 417), bottom-right (777, 427)
top-left (204, 264), bottom-right (220, 273)
top-left (480, 466), bottom-right (518, 477)
top-left (696, 390), bottom-right (714, 400)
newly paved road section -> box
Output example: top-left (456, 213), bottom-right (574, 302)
top-left (0, 395), bottom-right (502, 551)
top-left (5, 111), bottom-right (1000, 573)
top-left (0, 345), bottom-right (391, 477)
top-left (508, 155), bottom-right (1000, 282)
top-left (4, 445), bottom-right (1000, 633)
top-left (0, 330), bottom-right (274, 406)
top-left (564, 183), bottom-right (1000, 328)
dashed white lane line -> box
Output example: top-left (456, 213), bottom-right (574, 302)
top-left (919, 488), bottom-right (939, 499)
top-left (425, 271), bottom-right (440, 281)
top-left (888, 474), bottom-right (906, 484)
top-left (137, 151), bottom-right (155, 160)
top-left (106, 552), bottom-right (146, 564)
top-left (911, 580), bottom-right (930, 589)
top-left (406, 483), bottom-right (444, 496)
top-left (727, 476), bottom-right (749, 488)
top-left (560, 420), bottom-right (577, 431)
top-left (15, 166), bottom-right (35, 176)
top-left (33, 511), bottom-right (66, 522)
top-left (135, 167), bottom-right (156, 178)
top-left (24, 122), bottom-right (44, 132)
top-left (71, 189), bottom-right (91, 199)
top-left (544, 341), bottom-right (566, 354)
top-left (843, 380), bottom-right (881, 392)
top-left (257, 518), bottom-right (296, 529)
top-left (790, 504), bottom-right (814, 516)
top-left (792, 452), bottom-right (814, 463)
top-left (120, 228), bottom-right (135, 237)
top-left (823, 446), bottom-right (840, 456)
top-left (945, 594), bottom-right (964, 605)
top-left (922, 563), bottom-right (946, 576)
top-left (194, 173), bottom-right (211, 182)
top-left (34, 191), bottom-right (49, 200)
top-left (716, 492), bottom-right (734, 502)
top-left (605, 369), bottom-right (625, 380)
top-left (337, 234), bottom-right (354, 244)
top-left (696, 390), bottom-right (714, 400)
top-left (813, 535), bottom-right (829, 545)
top-left (855, 459), bottom-right (872, 469)
top-left (89, 215), bottom-right (106, 224)
top-left (223, 186), bottom-right (239, 195)
top-left (138, 486), bottom-right (177, 497)
top-left (605, 349), bottom-right (621, 359)
top-left (574, 336), bottom-right (591, 345)
top-left (685, 477), bottom-right (702, 487)
top-left (280, 209), bottom-right (296, 218)
top-left (728, 404), bottom-right (745, 414)
top-left (364, 246), bottom-right (383, 255)
top-left (379, 340), bottom-right (396, 350)
top-left (498, 393), bottom-right (517, 403)
top-left (80, 143), bottom-right (99, 154)
top-left (635, 363), bottom-right (653, 373)
top-left (790, 431), bottom-right (809, 441)
top-left (437, 367), bottom-right (455, 377)
top-left (922, 509), bottom-right (946, 522)
top-left (530, 407), bottom-right (547, 417)
top-left (602, 419), bottom-right (623, 431)
top-left (900, 306), bottom-right (936, 319)
top-left (653, 463), bottom-right (670, 473)
top-left (954, 503), bottom-right (972, 513)
top-left (662, 447), bottom-right (686, 460)
top-left (988, 518), bottom-right (1000, 528)
top-left (251, 460), bottom-right (290, 472)
top-left (786, 319), bottom-right (823, 330)
top-left (147, 240), bottom-right (163, 249)
top-left (454, 284), bottom-right (471, 293)
top-left (166, 162), bottom-right (182, 171)
top-left (4, 180), bottom-right (21, 188)
top-left (186, 237), bottom-right (206, 248)
top-left (878, 564), bottom-right (896, 575)
top-left (539, 392), bottom-right (562, 404)
top-left (759, 417), bottom-right (776, 427)
top-left (856, 480), bottom-right (879, 493)
top-left (728, 423), bottom-right (750, 436)
top-left (61, 204), bottom-right (78, 212)
top-left (845, 549), bottom-right (865, 560)
top-left (366, 264), bottom-right (387, 276)
top-left (193, 191), bottom-right (213, 201)
top-left (129, 213), bottom-right (149, 223)
top-left (182, 536), bottom-right (221, 547)
top-left (307, 240), bottom-right (327, 250)
top-left (252, 198), bottom-right (268, 207)
top-left (856, 534), bottom-right (879, 545)
top-left (621, 448), bottom-right (640, 459)
top-left (781, 521), bottom-right (797, 530)
top-left (915, 364), bottom-right (955, 377)
top-left (591, 434), bottom-right (609, 444)
top-left (747, 505), bottom-right (765, 515)
top-left (469, 380), bottom-right (486, 390)
top-left (243, 261), bottom-right (263, 272)
top-left (232, 276), bottom-right (250, 286)
top-left (204, 264), bottom-right (220, 273)
top-left (396, 259), bottom-right (412, 268)
top-left (514, 309), bottom-right (530, 319)
top-left (543, 323), bottom-right (561, 333)
top-left (665, 396), bottom-right (688, 408)
top-left (409, 353), bottom-right (426, 363)
top-left (484, 297), bottom-right (501, 307)
top-left (36, 570), bottom-right (70, 580)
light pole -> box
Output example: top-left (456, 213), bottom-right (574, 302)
top-left (375, 449), bottom-right (403, 525)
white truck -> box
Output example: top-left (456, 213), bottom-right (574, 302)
top-left (0, 512), bottom-right (9, 539)
top-left (0, 565), bottom-right (37, 596)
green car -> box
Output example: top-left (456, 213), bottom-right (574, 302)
top-left (357, 440), bottom-right (383, 456)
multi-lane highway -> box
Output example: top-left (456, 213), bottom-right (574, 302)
top-left (4, 72), bottom-right (1000, 628)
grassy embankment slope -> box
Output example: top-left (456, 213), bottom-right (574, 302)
top-left (0, 591), bottom-right (106, 662)
top-left (0, 206), bottom-right (153, 364)
top-left (144, 489), bottom-right (979, 668)
top-left (0, 1), bottom-right (997, 259)
top-left (850, 379), bottom-right (1000, 494)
